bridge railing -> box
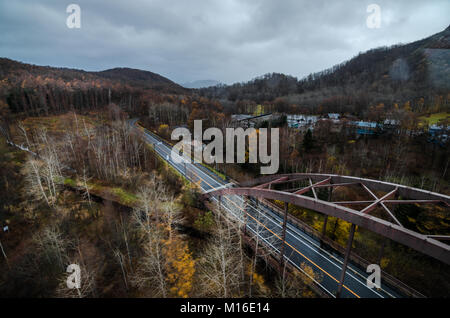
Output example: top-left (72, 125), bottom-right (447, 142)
top-left (258, 197), bottom-right (426, 298)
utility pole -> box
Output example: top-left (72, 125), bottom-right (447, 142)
top-left (321, 186), bottom-right (333, 246)
top-left (337, 223), bottom-right (356, 298)
top-left (280, 202), bottom-right (289, 267)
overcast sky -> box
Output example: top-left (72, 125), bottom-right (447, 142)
top-left (0, 0), bottom-right (449, 84)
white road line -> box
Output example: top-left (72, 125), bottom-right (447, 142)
top-left (137, 124), bottom-right (394, 298)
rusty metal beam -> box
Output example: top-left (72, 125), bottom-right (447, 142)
top-left (380, 202), bottom-right (402, 226)
top-left (360, 188), bottom-right (398, 214)
top-left (427, 235), bottom-right (450, 241)
top-left (255, 176), bottom-right (289, 189)
top-left (281, 176), bottom-right (314, 184)
top-left (204, 187), bottom-right (450, 265)
top-left (310, 179), bottom-right (318, 199)
top-left (333, 200), bottom-right (375, 205)
top-left (384, 200), bottom-right (446, 205)
top-left (314, 182), bottom-right (360, 189)
top-left (361, 182), bottom-right (379, 200)
top-left (294, 177), bottom-right (331, 195)
top-left (335, 200), bottom-right (403, 226)
top-left (238, 173), bottom-right (450, 205)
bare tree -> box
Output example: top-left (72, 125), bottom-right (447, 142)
top-left (131, 223), bottom-right (168, 297)
top-left (81, 166), bottom-right (92, 207)
top-left (20, 125), bottom-right (63, 207)
top-left (161, 198), bottom-right (184, 241)
top-left (135, 175), bottom-right (169, 223)
top-left (23, 157), bottom-right (51, 206)
top-left (245, 203), bottom-right (278, 297)
top-left (196, 211), bottom-right (245, 297)
top-left (113, 248), bottom-right (129, 291)
top-left (129, 178), bottom-right (172, 297)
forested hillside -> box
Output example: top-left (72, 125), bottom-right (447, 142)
top-left (0, 58), bottom-right (188, 119)
top-left (199, 25), bottom-right (450, 116)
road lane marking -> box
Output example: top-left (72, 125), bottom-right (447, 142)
top-left (137, 122), bottom-right (363, 298)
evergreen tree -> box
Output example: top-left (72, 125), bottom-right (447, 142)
top-left (303, 129), bottom-right (314, 151)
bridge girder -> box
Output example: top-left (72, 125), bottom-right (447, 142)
top-left (204, 173), bottom-right (450, 265)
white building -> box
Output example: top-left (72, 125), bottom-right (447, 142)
top-left (287, 114), bottom-right (319, 129)
top-left (328, 113), bottom-right (340, 120)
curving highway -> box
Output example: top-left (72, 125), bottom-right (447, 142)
top-left (130, 119), bottom-right (403, 298)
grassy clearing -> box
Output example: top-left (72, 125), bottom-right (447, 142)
top-left (63, 178), bottom-right (76, 187)
top-left (111, 187), bottom-right (138, 206)
top-left (20, 113), bottom-right (98, 132)
top-left (419, 112), bottom-right (450, 126)
top-left (62, 177), bottom-right (139, 208)
top-left (87, 181), bottom-right (139, 207)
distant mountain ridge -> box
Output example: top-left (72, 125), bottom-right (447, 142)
top-left (199, 25), bottom-right (450, 114)
top-left (96, 67), bottom-right (180, 88)
top-left (181, 79), bottom-right (222, 89)
top-left (0, 58), bottom-right (188, 116)
top-left (0, 58), bottom-right (187, 93)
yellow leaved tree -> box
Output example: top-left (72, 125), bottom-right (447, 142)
top-left (164, 237), bottom-right (196, 298)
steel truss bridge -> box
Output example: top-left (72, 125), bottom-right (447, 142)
top-left (205, 173), bottom-right (450, 297)
top-left (132, 120), bottom-right (450, 298)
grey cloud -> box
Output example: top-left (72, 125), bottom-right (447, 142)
top-left (0, 0), bottom-right (448, 84)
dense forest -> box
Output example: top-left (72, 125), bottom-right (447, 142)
top-left (0, 57), bottom-right (187, 120)
top-left (0, 112), bottom-right (322, 297)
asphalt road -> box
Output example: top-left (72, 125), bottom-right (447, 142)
top-left (131, 119), bottom-right (402, 298)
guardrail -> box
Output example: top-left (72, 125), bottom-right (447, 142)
top-left (258, 197), bottom-right (426, 298)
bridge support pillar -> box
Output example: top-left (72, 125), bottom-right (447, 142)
top-left (337, 223), bottom-right (356, 298)
top-left (279, 202), bottom-right (289, 267)
top-left (321, 187), bottom-right (332, 246)
top-left (321, 216), bottom-right (328, 238)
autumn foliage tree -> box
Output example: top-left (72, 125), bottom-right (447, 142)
top-left (164, 238), bottom-right (195, 298)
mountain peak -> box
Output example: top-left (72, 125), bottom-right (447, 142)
top-left (96, 67), bottom-right (176, 85)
